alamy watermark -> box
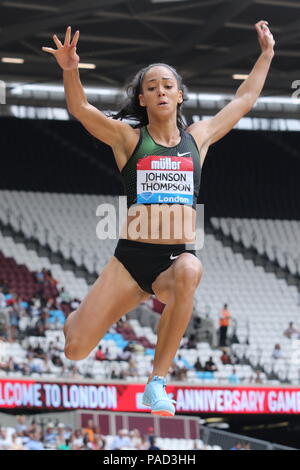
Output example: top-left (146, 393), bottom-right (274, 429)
top-left (95, 196), bottom-right (205, 250)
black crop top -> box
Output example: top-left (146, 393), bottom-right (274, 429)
top-left (120, 126), bottom-right (201, 210)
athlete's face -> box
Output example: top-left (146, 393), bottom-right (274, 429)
top-left (139, 66), bottom-right (183, 115)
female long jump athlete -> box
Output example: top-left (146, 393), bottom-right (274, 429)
top-left (42, 21), bottom-right (274, 416)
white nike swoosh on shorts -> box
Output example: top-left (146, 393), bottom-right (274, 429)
top-left (177, 152), bottom-right (191, 157)
top-left (170, 253), bottom-right (179, 260)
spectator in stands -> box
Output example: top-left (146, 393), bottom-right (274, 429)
top-left (25, 430), bottom-right (45, 450)
top-left (82, 419), bottom-right (95, 443)
top-left (55, 423), bottom-right (70, 448)
top-left (48, 340), bottom-right (63, 355)
top-left (27, 356), bottom-right (42, 375)
top-left (28, 417), bottom-right (39, 434)
top-left (0, 319), bottom-right (8, 341)
top-left (148, 436), bottom-right (160, 450)
top-left (175, 354), bottom-right (188, 379)
top-left (124, 341), bottom-right (136, 353)
top-left (170, 359), bottom-right (187, 381)
top-left (186, 333), bottom-right (197, 349)
top-left (0, 357), bottom-right (7, 370)
top-left (1, 356), bottom-right (19, 374)
top-left (80, 433), bottom-right (94, 450)
top-left (92, 426), bottom-right (106, 450)
top-left (250, 369), bottom-right (263, 384)
top-left (40, 355), bottom-right (52, 374)
top-left (70, 429), bottom-right (84, 450)
top-left (193, 439), bottom-right (204, 450)
top-left (50, 350), bottom-right (64, 368)
top-left (116, 341), bottom-right (134, 361)
top-left (27, 346), bottom-right (35, 359)
top-left (116, 344), bottom-right (132, 362)
top-left (193, 315), bottom-right (202, 329)
top-left (230, 442), bottom-right (243, 450)
top-left (30, 296), bottom-right (41, 310)
top-left (178, 366), bottom-right (188, 380)
top-left (0, 287), bottom-right (6, 309)
top-left (175, 354), bottom-right (185, 368)
top-left (70, 298), bottom-right (80, 311)
top-left (15, 415), bottom-right (28, 435)
top-left (95, 345), bottom-right (106, 361)
top-left (89, 434), bottom-right (104, 450)
top-left (125, 359), bottom-right (139, 378)
top-left (57, 287), bottom-right (71, 304)
top-left (110, 429), bottom-right (132, 450)
top-left (19, 361), bottom-right (31, 376)
top-left (219, 303), bottom-right (231, 347)
top-left (69, 364), bottom-right (81, 378)
top-left (64, 425), bottom-right (73, 441)
top-left (283, 322), bottom-right (300, 339)
top-left (46, 300), bottom-right (65, 327)
top-left (138, 434), bottom-right (150, 450)
top-left (43, 423), bottom-right (57, 445)
top-left (228, 367), bottom-right (240, 384)
top-left (194, 357), bottom-right (203, 371)
top-left (204, 356), bottom-right (218, 372)
top-left (0, 428), bottom-right (11, 450)
top-left (220, 349), bottom-right (232, 365)
top-left (6, 291), bottom-right (17, 307)
top-left (111, 369), bottom-right (119, 379)
top-left (135, 337), bottom-right (150, 350)
top-left (35, 269), bottom-right (45, 284)
top-left (34, 310), bottom-right (49, 336)
top-left (116, 318), bottom-right (134, 334)
top-left (8, 306), bottom-right (20, 340)
top-left (33, 342), bottom-right (47, 360)
top-left (16, 295), bottom-right (28, 311)
top-left (35, 278), bottom-right (46, 301)
top-left (10, 432), bottom-right (25, 450)
top-left (144, 426), bottom-right (156, 443)
top-left (99, 346), bottom-right (110, 361)
top-left (45, 270), bottom-right (58, 288)
top-left (271, 343), bottom-right (284, 360)
top-left (57, 437), bottom-right (71, 450)
top-left (230, 351), bottom-right (240, 365)
top-left (128, 429), bottom-right (141, 449)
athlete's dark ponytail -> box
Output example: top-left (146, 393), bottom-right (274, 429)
top-left (108, 63), bottom-right (189, 130)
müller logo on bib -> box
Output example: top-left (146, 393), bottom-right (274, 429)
top-left (137, 155), bottom-right (194, 205)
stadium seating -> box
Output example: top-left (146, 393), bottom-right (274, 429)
top-left (1, 191), bottom-right (300, 384)
top-left (211, 217), bottom-right (300, 276)
top-left (0, 232), bottom-right (88, 300)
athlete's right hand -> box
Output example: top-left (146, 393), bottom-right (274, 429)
top-left (42, 26), bottom-right (80, 71)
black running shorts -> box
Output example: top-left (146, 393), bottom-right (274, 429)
top-left (114, 238), bottom-right (197, 295)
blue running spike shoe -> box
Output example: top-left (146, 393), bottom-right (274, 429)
top-left (142, 376), bottom-right (176, 416)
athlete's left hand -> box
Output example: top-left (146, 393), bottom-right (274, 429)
top-left (255, 20), bottom-right (275, 55)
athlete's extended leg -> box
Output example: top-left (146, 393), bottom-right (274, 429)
top-left (64, 256), bottom-right (151, 361)
top-left (150, 253), bottom-right (203, 381)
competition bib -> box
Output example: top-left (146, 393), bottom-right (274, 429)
top-left (137, 155), bottom-right (194, 205)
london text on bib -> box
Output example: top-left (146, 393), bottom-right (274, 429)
top-left (137, 155), bottom-right (194, 204)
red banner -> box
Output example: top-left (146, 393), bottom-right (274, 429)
top-left (137, 155), bottom-right (194, 171)
top-left (1, 379), bottom-right (300, 414)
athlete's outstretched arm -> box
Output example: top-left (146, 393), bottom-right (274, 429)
top-left (41, 26), bottom-right (135, 149)
top-left (187, 20), bottom-right (275, 158)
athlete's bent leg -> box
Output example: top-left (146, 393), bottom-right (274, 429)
top-left (64, 256), bottom-right (150, 361)
top-left (150, 253), bottom-right (203, 381)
